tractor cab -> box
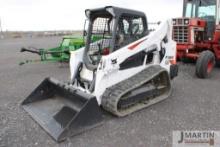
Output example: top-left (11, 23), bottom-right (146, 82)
top-left (184, 0), bottom-right (217, 20)
top-left (183, 0), bottom-right (218, 40)
top-left (83, 6), bottom-right (148, 70)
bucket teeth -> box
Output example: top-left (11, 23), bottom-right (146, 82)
top-left (22, 78), bottom-right (103, 142)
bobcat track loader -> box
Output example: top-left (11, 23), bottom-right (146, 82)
top-left (22, 6), bottom-right (178, 142)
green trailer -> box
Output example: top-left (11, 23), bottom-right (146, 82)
top-left (20, 36), bottom-right (84, 65)
top-left (20, 35), bottom-right (101, 65)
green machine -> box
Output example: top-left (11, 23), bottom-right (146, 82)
top-left (20, 36), bottom-right (84, 65)
top-left (20, 36), bottom-right (100, 65)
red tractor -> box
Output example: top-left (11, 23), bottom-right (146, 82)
top-left (173, 0), bottom-right (220, 78)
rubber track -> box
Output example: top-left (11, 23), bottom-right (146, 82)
top-left (101, 65), bottom-right (171, 117)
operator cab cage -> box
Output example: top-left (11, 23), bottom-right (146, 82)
top-left (83, 6), bottom-right (148, 70)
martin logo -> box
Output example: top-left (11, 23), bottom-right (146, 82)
top-left (173, 131), bottom-right (220, 147)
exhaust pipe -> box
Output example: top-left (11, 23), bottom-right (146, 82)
top-left (22, 78), bottom-right (103, 142)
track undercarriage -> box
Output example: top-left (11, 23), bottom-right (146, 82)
top-left (102, 65), bottom-right (171, 117)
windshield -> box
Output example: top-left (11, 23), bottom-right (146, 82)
top-left (198, 4), bottom-right (216, 18)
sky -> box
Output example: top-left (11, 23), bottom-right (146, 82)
top-left (0, 0), bottom-right (183, 31)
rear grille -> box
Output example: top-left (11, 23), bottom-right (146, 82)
top-left (173, 26), bottom-right (188, 43)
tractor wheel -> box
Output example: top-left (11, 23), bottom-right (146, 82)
top-left (195, 51), bottom-right (215, 79)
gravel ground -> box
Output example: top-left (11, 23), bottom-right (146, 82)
top-left (0, 37), bottom-right (220, 147)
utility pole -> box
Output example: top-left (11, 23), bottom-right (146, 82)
top-left (0, 17), bottom-right (4, 39)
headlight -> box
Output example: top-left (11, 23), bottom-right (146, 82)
top-left (184, 20), bottom-right (189, 25)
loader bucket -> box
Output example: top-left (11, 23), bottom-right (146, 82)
top-left (21, 78), bottom-right (103, 142)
